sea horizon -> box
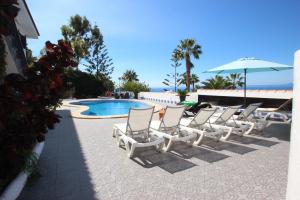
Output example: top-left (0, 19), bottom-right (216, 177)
top-left (150, 83), bottom-right (293, 92)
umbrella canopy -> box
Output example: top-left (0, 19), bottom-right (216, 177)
top-left (204, 57), bottom-right (293, 74)
top-left (204, 57), bottom-right (293, 106)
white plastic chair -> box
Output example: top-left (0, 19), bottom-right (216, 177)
top-left (113, 107), bottom-right (164, 158)
top-left (150, 106), bottom-right (197, 151)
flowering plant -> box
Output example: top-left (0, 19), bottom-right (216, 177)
top-left (0, 40), bottom-right (77, 191)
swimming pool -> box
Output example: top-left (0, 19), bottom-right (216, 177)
top-left (71, 100), bottom-right (151, 116)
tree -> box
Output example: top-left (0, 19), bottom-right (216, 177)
top-left (85, 44), bottom-right (113, 79)
top-left (61, 15), bottom-right (114, 82)
top-left (173, 39), bottom-right (202, 92)
top-left (226, 73), bottom-right (244, 89)
top-left (201, 75), bottom-right (231, 89)
top-left (190, 74), bottom-right (200, 92)
top-left (84, 25), bottom-right (113, 79)
top-left (122, 69), bottom-right (139, 82)
top-left (61, 15), bottom-right (94, 64)
top-left (25, 48), bottom-right (37, 68)
top-left (162, 59), bottom-right (182, 92)
top-left (122, 81), bottom-right (149, 99)
top-left (180, 72), bottom-right (186, 86)
top-left (180, 72), bottom-right (199, 92)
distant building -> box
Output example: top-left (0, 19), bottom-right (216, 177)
top-left (2, 0), bottom-right (39, 75)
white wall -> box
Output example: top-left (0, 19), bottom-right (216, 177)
top-left (197, 89), bottom-right (292, 99)
top-left (139, 92), bottom-right (198, 106)
top-left (286, 49), bottom-right (300, 199)
top-left (2, 36), bottom-right (19, 75)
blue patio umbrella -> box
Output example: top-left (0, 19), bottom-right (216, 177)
top-left (204, 57), bottom-right (293, 106)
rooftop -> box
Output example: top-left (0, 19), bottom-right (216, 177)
top-left (15, 0), bottom-right (39, 38)
top-left (18, 104), bottom-right (290, 200)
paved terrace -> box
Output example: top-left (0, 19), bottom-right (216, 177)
top-left (18, 106), bottom-right (290, 200)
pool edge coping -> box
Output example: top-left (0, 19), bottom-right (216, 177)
top-left (62, 99), bottom-right (163, 119)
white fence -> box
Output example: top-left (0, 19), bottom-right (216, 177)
top-left (138, 92), bottom-right (198, 106)
top-left (139, 89), bottom-right (293, 107)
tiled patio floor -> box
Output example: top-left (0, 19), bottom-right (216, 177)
top-left (18, 106), bottom-right (290, 200)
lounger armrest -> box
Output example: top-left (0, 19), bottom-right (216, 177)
top-left (150, 129), bottom-right (171, 139)
top-left (119, 133), bottom-right (138, 145)
top-left (179, 125), bottom-right (204, 135)
top-left (263, 112), bottom-right (289, 121)
top-left (233, 120), bottom-right (254, 126)
top-left (206, 123), bottom-right (231, 131)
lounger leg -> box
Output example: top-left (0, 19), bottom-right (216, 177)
top-left (213, 138), bottom-right (220, 148)
top-left (187, 137), bottom-right (196, 147)
top-left (127, 143), bottom-right (136, 158)
top-left (163, 138), bottom-right (173, 152)
top-left (116, 130), bottom-right (123, 147)
top-left (116, 135), bottom-right (123, 147)
top-left (112, 127), bottom-right (116, 137)
top-left (194, 133), bottom-right (204, 146)
top-left (156, 143), bottom-right (164, 153)
top-left (243, 122), bottom-right (255, 135)
top-left (220, 127), bottom-right (233, 141)
top-left (255, 120), bottom-right (268, 131)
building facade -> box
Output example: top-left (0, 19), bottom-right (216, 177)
top-left (1, 0), bottom-right (39, 76)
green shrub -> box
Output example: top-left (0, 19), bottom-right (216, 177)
top-left (177, 89), bottom-right (188, 96)
top-left (114, 92), bottom-right (120, 99)
top-left (177, 89), bottom-right (188, 102)
top-left (124, 92), bottom-right (130, 99)
top-left (122, 81), bottom-right (149, 99)
top-left (64, 70), bottom-right (113, 98)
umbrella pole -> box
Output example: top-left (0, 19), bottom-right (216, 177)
top-left (244, 69), bottom-right (247, 107)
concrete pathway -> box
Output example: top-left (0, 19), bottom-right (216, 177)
top-left (18, 107), bottom-right (290, 200)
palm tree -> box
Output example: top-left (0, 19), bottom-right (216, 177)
top-left (121, 69), bottom-right (139, 82)
top-left (226, 73), bottom-right (244, 89)
top-left (173, 39), bottom-right (202, 92)
top-left (180, 73), bottom-right (199, 92)
top-left (201, 75), bottom-right (230, 89)
top-left (190, 74), bottom-right (200, 92)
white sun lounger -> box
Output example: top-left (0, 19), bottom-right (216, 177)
top-left (113, 107), bottom-right (164, 158)
top-left (235, 103), bottom-right (263, 121)
top-left (252, 110), bottom-right (292, 130)
top-left (150, 106), bottom-right (198, 152)
top-left (235, 102), bottom-right (291, 131)
top-left (180, 107), bottom-right (232, 145)
top-left (208, 105), bottom-right (257, 140)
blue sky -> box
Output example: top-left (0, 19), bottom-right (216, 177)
top-left (27, 0), bottom-right (300, 87)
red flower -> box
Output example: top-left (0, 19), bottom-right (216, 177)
top-left (23, 90), bottom-right (33, 100)
top-left (53, 74), bottom-right (64, 88)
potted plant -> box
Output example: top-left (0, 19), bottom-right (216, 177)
top-left (177, 89), bottom-right (188, 102)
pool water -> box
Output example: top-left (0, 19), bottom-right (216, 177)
top-left (72, 100), bottom-right (150, 116)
